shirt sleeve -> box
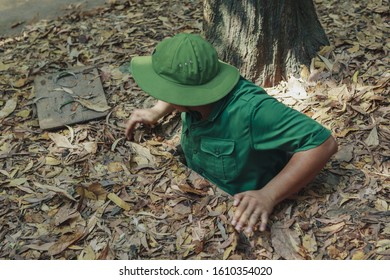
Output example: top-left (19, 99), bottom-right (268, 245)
top-left (250, 96), bottom-right (331, 153)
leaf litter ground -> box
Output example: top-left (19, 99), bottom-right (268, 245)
top-left (0, 0), bottom-right (389, 260)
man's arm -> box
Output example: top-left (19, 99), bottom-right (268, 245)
top-left (232, 136), bottom-right (338, 233)
top-left (125, 100), bottom-right (175, 140)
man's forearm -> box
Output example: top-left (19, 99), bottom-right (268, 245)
top-left (151, 100), bottom-right (176, 118)
top-left (262, 136), bottom-right (338, 204)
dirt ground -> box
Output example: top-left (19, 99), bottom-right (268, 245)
top-left (0, 0), bottom-right (106, 37)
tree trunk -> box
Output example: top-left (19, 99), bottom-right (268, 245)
top-left (203, 0), bottom-right (329, 87)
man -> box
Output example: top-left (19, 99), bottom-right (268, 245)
top-left (125, 33), bottom-right (337, 234)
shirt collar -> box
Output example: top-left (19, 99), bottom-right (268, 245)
top-left (185, 94), bottom-right (229, 125)
top-left (187, 95), bottom-right (229, 126)
top-left (186, 77), bottom-right (243, 124)
top-left (207, 93), bottom-right (230, 122)
top-left (208, 76), bottom-right (244, 121)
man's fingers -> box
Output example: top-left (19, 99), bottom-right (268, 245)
top-left (233, 198), bottom-right (256, 231)
top-left (259, 212), bottom-right (269, 232)
top-left (231, 195), bottom-right (248, 227)
top-left (236, 202), bottom-right (257, 232)
top-left (125, 120), bottom-right (137, 140)
top-left (125, 109), bottom-right (159, 140)
top-left (125, 112), bottom-right (146, 140)
top-left (231, 190), bottom-right (273, 233)
top-left (233, 193), bottom-right (244, 207)
top-left (245, 208), bottom-right (262, 234)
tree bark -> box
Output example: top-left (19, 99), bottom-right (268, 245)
top-left (203, 0), bottom-right (329, 87)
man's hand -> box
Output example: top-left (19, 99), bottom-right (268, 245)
top-left (125, 108), bottom-right (160, 140)
top-left (231, 189), bottom-right (276, 234)
top-left (231, 136), bottom-right (338, 234)
top-left (125, 101), bottom-right (175, 140)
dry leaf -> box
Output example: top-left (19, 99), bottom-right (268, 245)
top-left (178, 183), bottom-right (207, 196)
top-left (334, 127), bottom-right (359, 138)
top-left (223, 245), bottom-right (234, 260)
top-left (76, 182), bottom-right (107, 201)
top-left (78, 245), bottom-right (96, 260)
top-left (49, 133), bottom-right (75, 149)
top-left (320, 222), bottom-right (345, 233)
top-left (8, 178), bottom-right (28, 187)
top-left (34, 182), bottom-right (76, 201)
top-left (287, 76), bottom-right (307, 98)
top-left (107, 193), bottom-right (131, 211)
top-left (364, 126), bottom-right (379, 147)
top-left (351, 250), bottom-right (365, 260)
top-left (15, 109), bottom-right (31, 118)
top-left (0, 98), bottom-right (17, 119)
top-left (376, 240), bottom-right (390, 255)
top-left (223, 233), bottom-right (237, 260)
top-left (318, 54), bottom-right (334, 71)
top-left (271, 222), bottom-right (304, 260)
top-left (347, 44), bottom-right (360, 54)
top-left (97, 243), bottom-right (111, 260)
top-left (173, 203), bottom-right (192, 216)
top-left (192, 222), bottom-right (205, 241)
top-left (0, 61), bottom-right (15, 71)
top-left (334, 146), bottom-right (354, 162)
top-left (218, 233), bottom-right (234, 249)
top-left (48, 226), bottom-right (85, 256)
top-left (74, 97), bottom-right (111, 112)
top-left (208, 203), bottom-right (226, 217)
top-left (302, 232), bottom-right (318, 253)
top-left (108, 162), bottom-right (123, 172)
top-left (82, 142), bottom-right (98, 154)
top-left (21, 160), bottom-right (34, 174)
top-left (327, 245), bottom-right (343, 259)
top-left (54, 204), bottom-right (80, 226)
top-left (374, 199), bottom-right (389, 211)
top-left (129, 142), bottom-right (156, 166)
top-left (13, 78), bottom-right (28, 88)
top-left (54, 87), bottom-right (74, 95)
top-left (45, 156), bottom-right (62, 166)
top-left (24, 242), bottom-right (56, 251)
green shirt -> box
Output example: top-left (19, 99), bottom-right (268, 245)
top-left (181, 77), bottom-right (331, 195)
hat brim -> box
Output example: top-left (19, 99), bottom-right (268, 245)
top-left (130, 56), bottom-right (240, 106)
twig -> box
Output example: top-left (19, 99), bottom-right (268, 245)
top-left (0, 152), bottom-right (36, 159)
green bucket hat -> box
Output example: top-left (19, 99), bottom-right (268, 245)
top-left (130, 33), bottom-right (240, 106)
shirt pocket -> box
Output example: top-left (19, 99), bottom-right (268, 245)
top-left (199, 137), bottom-right (237, 181)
